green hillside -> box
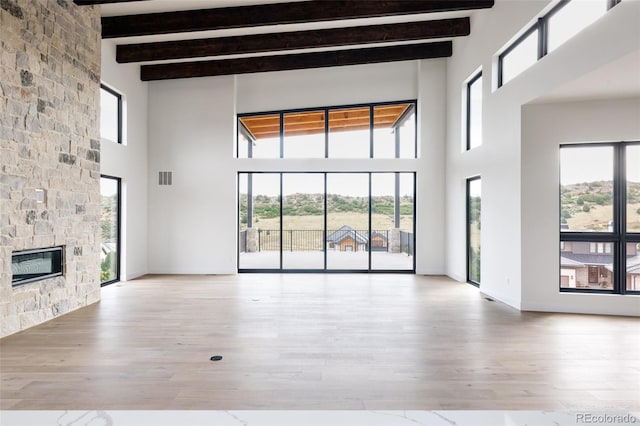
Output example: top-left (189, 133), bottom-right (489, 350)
top-left (240, 193), bottom-right (414, 223)
top-left (561, 180), bottom-right (640, 231)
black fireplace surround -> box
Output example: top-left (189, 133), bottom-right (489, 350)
top-left (11, 246), bottom-right (64, 287)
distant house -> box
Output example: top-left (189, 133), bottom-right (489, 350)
top-left (561, 241), bottom-right (640, 290)
top-left (326, 225), bottom-right (368, 252)
top-left (627, 255), bottom-right (640, 291)
top-left (370, 231), bottom-right (389, 252)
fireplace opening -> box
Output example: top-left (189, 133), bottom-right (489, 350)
top-left (11, 246), bottom-right (64, 287)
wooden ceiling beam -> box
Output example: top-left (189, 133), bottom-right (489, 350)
top-left (102, 0), bottom-right (494, 38)
top-left (140, 41), bottom-right (452, 81)
top-left (116, 18), bottom-right (469, 63)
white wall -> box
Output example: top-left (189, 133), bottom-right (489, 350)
top-left (445, 0), bottom-right (640, 311)
top-left (416, 60), bottom-right (447, 274)
top-left (522, 98), bottom-right (640, 316)
top-left (147, 76), bottom-right (237, 274)
top-left (100, 40), bottom-right (148, 280)
top-left (147, 59), bottom-right (447, 274)
top-left (237, 61), bottom-right (417, 113)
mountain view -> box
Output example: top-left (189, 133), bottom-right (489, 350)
top-left (240, 193), bottom-right (414, 231)
top-left (561, 180), bottom-right (640, 231)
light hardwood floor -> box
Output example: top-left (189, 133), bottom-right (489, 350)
top-left (1, 274), bottom-right (638, 410)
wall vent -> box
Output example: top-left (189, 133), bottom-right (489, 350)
top-left (159, 171), bottom-right (173, 186)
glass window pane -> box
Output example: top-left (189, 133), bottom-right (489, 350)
top-left (100, 177), bottom-right (119, 284)
top-left (627, 145), bottom-right (640, 233)
top-left (373, 103), bottom-right (414, 159)
top-left (467, 178), bottom-right (481, 284)
top-left (284, 110), bottom-right (325, 158)
top-left (373, 107), bottom-right (396, 159)
top-left (328, 107), bottom-right (370, 158)
top-left (560, 146), bottom-right (614, 232)
top-left (548, 0), bottom-right (607, 53)
top-left (238, 173), bottom-right (281, 269)
top-left (501, 29), bottom-right (538, 85)
top-left (282, 173), bottom-right (325, 269)
top-left (239, 174), bottom-right (249, 232)
top-left (561, 240), bottom-right (614, 290)
top-left (371, 173), bottom-right (414, 270)
top-left (237, 131), bottom-right (249, 158)
top-left (627, 242), bottom-right (640, 291)
top-left (100, 87), bottom-right (120, 143)
top-left (326, 173), bottom-right (369, 269)
top-left (467, 74), bottom-right (482, 150)
top-left (238, 114), bottom-right (280, 158)
top-left (399, 112), bottom-right (416, 159)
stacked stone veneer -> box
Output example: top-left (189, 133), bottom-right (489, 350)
top-left (0, 0), bottom-right (101, 337)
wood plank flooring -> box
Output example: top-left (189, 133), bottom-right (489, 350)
top-left (1, 274), bottom-right (638, 410)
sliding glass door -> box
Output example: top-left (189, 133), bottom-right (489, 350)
top-left (238, 172), bottom-right (415, 272)
top-left (282, 173), bottom-right (325, 270)
top-left (238, 173), bottom-right (281, 270)
top-left (371, 173), bottom-right (415, 271)
top-left (326, 173), bottom-right (370, 270)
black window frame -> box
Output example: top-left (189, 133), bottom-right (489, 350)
top-left (237, 171), bottom-right (417, 273)
top-left (498, 0), bottom-right (620, 88)
top-left (465, 71), bottom-right (482, 151)
top-left (497, 24), bottom-right (540, 88)
top-left (100, 175), bottom-right (122, 287)
top-left (466, 176), bottom-right (481, 286)
top-left (236, 100), bottom-right (417, 159)
top-left (100, 84), bottom-right (123, 144)
top-left (559, 141), bottom-right (640, 295)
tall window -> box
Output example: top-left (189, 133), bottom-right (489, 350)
top-left (237, 101), bottom-right (416, 159)
top-left (467, 177), bottom-right (481, 285)
top-left (466, 71), bottom-right (482, 150)
top-left (100, 84), bottom-right (122, 144)
top-left (559, 142), bottom-right (639, 294)
top-left (100, 176), bottom-right (121, 285)
top-left (498, 0), bottom-right (621, 88)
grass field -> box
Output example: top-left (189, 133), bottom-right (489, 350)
top-left (566, 203), bottom-right (640, 231)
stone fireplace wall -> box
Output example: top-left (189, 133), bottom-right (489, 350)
top-left (0, 0), bottom-right (101, 337)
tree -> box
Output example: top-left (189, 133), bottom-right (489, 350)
top-left (101, 252), bottom-right (116, 282)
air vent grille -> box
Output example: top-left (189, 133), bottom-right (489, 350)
top-left (159, 171), bottom-right (173, 186)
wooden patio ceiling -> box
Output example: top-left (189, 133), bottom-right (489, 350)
top-left (240, 103), bottom-right (412, 139)
top-left (73, 0), bottom-right (495, 81)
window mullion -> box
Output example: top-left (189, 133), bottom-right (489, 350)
top-left (279, 173), bottom-right (283, 270)
top-left (537, 17), bottom-right (547, 59)
top-left (617, 143), bottom-right (627, 293)
top-left (279, 112), bottom-right (284, 159)
top-left (324, 108), bottom-right (329, 158)
top-left (369, 106), bottom-right (374, 159)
